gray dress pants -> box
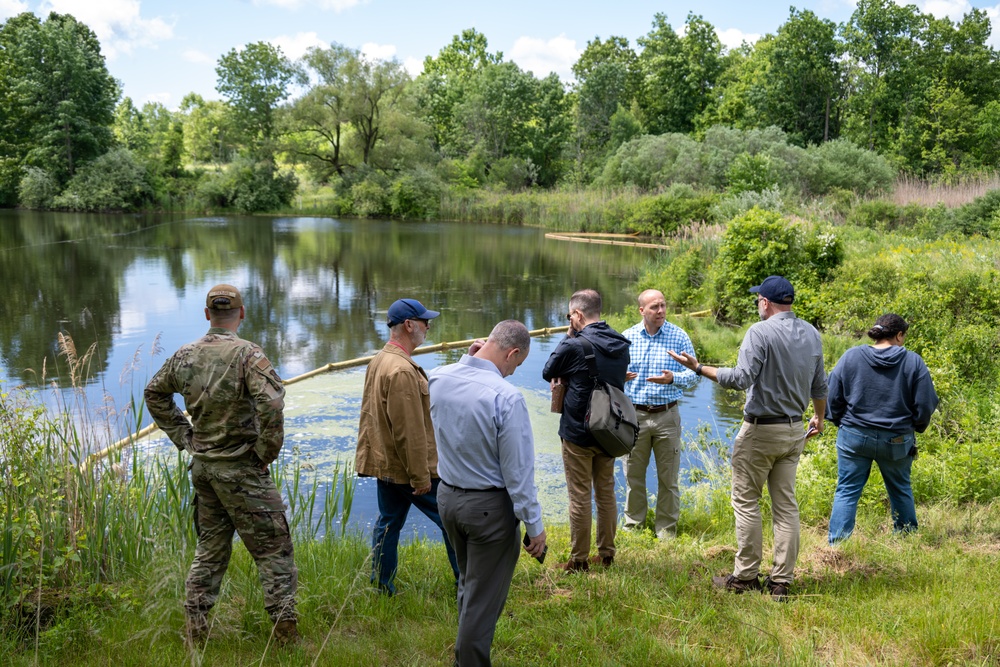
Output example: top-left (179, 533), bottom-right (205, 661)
top-left (438, 484), bottom-right (520, 667)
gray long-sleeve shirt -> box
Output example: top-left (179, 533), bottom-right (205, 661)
top-left (716, 311), bottom-right (827, 418)
top-left (429, 354), bottom-right (544, 537)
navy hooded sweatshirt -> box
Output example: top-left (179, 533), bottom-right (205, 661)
top-left (825, 344), bottom-right (938, 434)
top-left (542, 322), bottom-right (631, 448)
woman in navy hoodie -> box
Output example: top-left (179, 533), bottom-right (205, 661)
top-left (825, 313), bottom-right (939, 544)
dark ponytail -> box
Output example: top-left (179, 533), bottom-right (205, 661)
top-left (867, 313), bottom-right (909, 341)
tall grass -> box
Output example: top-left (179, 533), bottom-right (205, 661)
top-left (438, 187), bottom-right (648, 231)
top-left (0, 336), bottom-right (356, 638)
top-left (891, 173), bottom-right (1000, 208)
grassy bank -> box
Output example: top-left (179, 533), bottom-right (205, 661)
top-left (3, 500), bottom-right (998, 666)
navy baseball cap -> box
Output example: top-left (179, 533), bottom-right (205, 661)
top-left (386, 298), bottom-right (440, 327)
top-left (750, 275), bottom-right (795, 304)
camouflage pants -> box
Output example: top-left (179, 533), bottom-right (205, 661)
top-left (185, 458), bottom-right (297, 623)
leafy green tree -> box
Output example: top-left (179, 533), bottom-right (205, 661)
top-left (454, 61), bottom-right (536, 163)
top-left (841, 0), bottom-right (922, 152)
top-left (178, 93), bottom-right (235, 164)
top-left (0, 12), bottom-right (118, 200)
top-left (763, 9), bottom-right (842, 145)
top-left (637, 13), bottom-right (724, 134)
top-left (528, 73), bottom-right (572, 186)
top-left (417, 28), bottom-right (502, 154)
top-left (216, 41), bottom-right (297, 158)
top-left (288, 44), bottom-right (356, 178)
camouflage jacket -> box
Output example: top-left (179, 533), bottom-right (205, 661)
top-left (144, 327), bottom-right (285, 463)
top-left (355, 343), bottom-right (438, 489)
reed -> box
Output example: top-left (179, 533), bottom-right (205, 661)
top-left (0, 335), bottom-right (357, 632)
top-left (891, 173), bottom-right (1000, 208)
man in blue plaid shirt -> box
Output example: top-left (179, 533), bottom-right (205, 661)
top-left (621, 289), bottom-right (698, 538)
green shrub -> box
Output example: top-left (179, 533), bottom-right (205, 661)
top-left (51, 149), bottom-right (153, 212)
top-left (711, 186), bottom-right (784, 221)
top-left (847, 200), bottom-right (903, 229)
top-left (350, 179), bottom-right (389, 218)
top-left (646, 243), bottom-right (713, 310)
top-left (390, 170), bottom-right (443, 220)
top-left (952, 189), bottom-right (1000, 237)
top-left (610, 190), bottom-right (718, 235)
top-left (18, 167), bottom-right (59, 209)
top-left (801, 139), bottom-right (895, 196)
top-left (711, 208), bottom-right (841, 324)
top-left (725, 152), bottom-right (779, 194)
top-left (597, 133), bottom-right (705, 190)
top-left (194, 159), bottom-right (297, 213)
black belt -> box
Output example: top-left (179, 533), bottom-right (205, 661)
top-left (744, 415), bottom-right (802, 425)
top-left (441, 481), bottom-right (506, 493)
top-left (634, 401), bottom-right (678, 413)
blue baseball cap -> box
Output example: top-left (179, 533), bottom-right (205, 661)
top-left (750, 275), bottom-right (795, 304)
top-left (386, 298), bottom-right (441, 327)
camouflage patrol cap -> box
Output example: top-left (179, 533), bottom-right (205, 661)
top-left (206, 284), bottom-right (244, 310)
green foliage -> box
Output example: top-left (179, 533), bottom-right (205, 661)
top-left (725, 152), bottom-right (778, 194)
top-left (608, 187), bottom-right (717, 235)
top-left (17, 167), bottom-right (59, 209)
top-left (51, 149), bottom-right (153, 212)
top-left (350, 178), bottom-right (389, 218)
top-left (711, 185), bottom-right (784, 220)
top-left (952, 188), bottom-right (1000, 236)
top-left (389, 170), bottom-right (443, 220)
top-left (711, 208), bottom-right (841, 323)
top-left (801, 139), bottom-right (896, 196)
top-left (196, 159), bottom-right (298, 212)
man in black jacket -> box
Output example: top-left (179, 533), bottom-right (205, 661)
top-left (543, 289), bottom-right (630, 571)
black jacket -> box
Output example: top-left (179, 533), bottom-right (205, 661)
top-left (542, 322), bottom-right (631, 448)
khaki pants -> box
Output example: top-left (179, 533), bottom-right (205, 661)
top-left (562, 439), bottom-right (617, 562)
top-left (730, 421), bottom-right (805, 584)
top-left (624, 406), bottom-right (681, 535)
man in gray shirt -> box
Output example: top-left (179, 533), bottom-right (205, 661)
top-left (429, 320), bottom-right (547, 666)
top-left (669, 276), bottom-right (826, 601)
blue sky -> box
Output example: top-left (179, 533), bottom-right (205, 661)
top-left (2, 0), bottom-right (999, 110)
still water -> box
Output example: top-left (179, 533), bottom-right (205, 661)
top-left (0, 211), bottom-right (742, 536)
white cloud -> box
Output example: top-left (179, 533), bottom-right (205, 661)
top-left (913, 0), bottom-right (970, 20)
top-left (269, 31), bottom-right (329, 60)
top-left (717, 28), bottom-right (761, 50)
top-left (403, 56), bottom-right (424, 77)
top-left (360, 41), bottom-right (397, 61)
top-left (0, 0), bottom-right (28, 21)
top-left (182, 49), bottom-right (213, 64)
top-left (41, 0), bottom-right (173, 60)
top-left (509, 34), bottom-right (580, 80)
top-left (142, 91), bottom-right (171, 106)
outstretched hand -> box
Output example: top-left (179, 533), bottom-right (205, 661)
top-left (667, 350), bottom-right (698, 371)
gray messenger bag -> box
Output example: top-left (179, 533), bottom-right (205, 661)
top-left (577, 336), bottom-right (639, 458)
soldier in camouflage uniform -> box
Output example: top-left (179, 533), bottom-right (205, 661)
top-left (145, 284), bottom-right (298, 646)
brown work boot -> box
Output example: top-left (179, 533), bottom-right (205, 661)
top-left (712, 574), bottom-right (763, 594)
top-left (557, 559), bottom-right (589, 573)
top-left (763, 576), bottom-right (790, 602)
top-left (588, 554), bottom-right (614, 568)
top-left (185, 614), bottom-right (208, 646)
top-left (273, 619), bottom-right (300, 646)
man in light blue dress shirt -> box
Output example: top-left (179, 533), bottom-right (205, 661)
top-left (429, 320), bottom-right (547, 667)
top-left (622, 289), bottom-right (698, 538)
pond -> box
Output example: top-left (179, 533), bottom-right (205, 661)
top-left (0, 211), bottom-right (742, 537)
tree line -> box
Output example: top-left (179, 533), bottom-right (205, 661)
top-left (1, 1), bottom-right (999, 213)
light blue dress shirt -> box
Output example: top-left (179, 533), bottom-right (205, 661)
top-left (621, 320), bottom-right (698, 405)
top-left (429, 354), bottom-right (544, 537)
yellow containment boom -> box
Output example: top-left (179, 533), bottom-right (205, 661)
top-left (79, 325), bottom-right (573, 472)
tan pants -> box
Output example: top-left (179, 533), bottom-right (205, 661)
top-left (624, 406), bottom-right (681, 535)
top-left (730, 421), bottom-right (805, 584)
top-left (562, 439), bottom-right (617, 562)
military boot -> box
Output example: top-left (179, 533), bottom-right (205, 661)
top-left (185, 613), bottom-right (209, 646)
top-left (273, 619), bottom-right (299, 646)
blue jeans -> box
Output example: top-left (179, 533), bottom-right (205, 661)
top-left (828, 424), bottom-right (918, 545)
top-left (371, 478), bottom-right (459, 594)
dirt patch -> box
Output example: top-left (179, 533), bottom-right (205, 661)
top-left (805, 547), bottom-right (881, 578)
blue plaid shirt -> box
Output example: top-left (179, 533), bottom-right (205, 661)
top-left (622, 320), bottom-right (698, 405)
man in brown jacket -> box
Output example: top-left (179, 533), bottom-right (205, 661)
top-left (356, 298), bottom-right (458, 595)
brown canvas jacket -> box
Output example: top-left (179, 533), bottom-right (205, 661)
top-left (355, 343), bottom-right (438, 489)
